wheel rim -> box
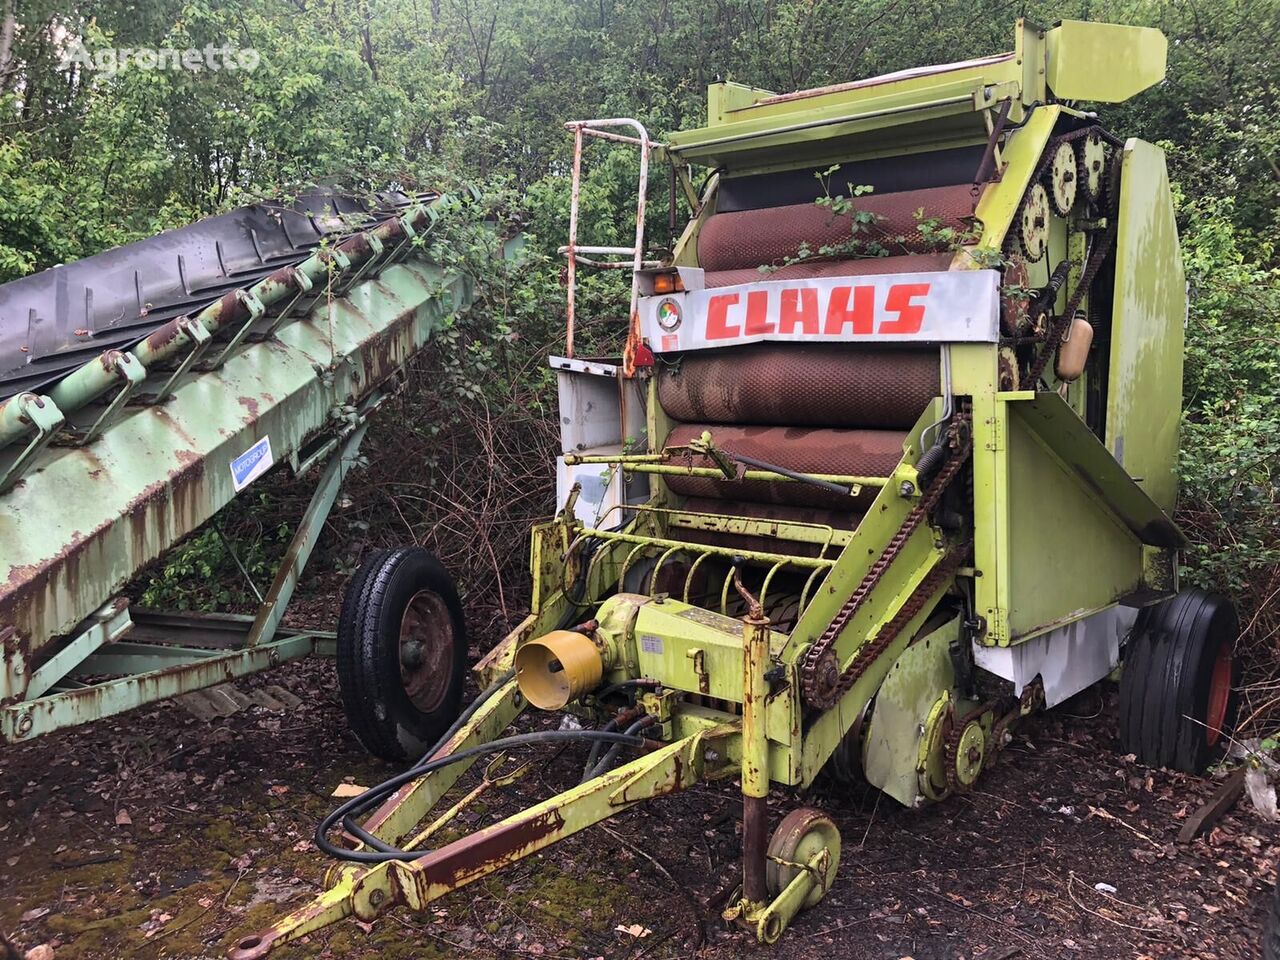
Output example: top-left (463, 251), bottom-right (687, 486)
top-left (399, 590), bottom-right (455, 713)
top-left (766, 808), bottom-right (841, 907)
top-left (1205, 641), bottom-right (1232, 747)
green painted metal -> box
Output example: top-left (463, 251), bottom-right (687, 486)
top-left (0, 393), bottom-right (64, 492)
top-left (246, 418), bottom-right (372, 646)
top-left (242, 19), bottom-right (1195, 953)
top-left (2, 254), bottom-right (471, 672)
top-left (1106, 139), bottom-right (1186, 513)
top-left (1, 193), bottom-right (479, 743)
top-left (1044, 21), bottom-right (1167, 103)
top-left (1, 628), bottom-right (326, 742)
top-left (862, 617), bottom-right (959, 806)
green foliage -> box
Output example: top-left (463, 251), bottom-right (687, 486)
top-left (1175, 196), bottom-right (1280, 606)
top-left (141, 503), bottom-right (293, 611)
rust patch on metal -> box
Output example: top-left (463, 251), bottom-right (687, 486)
top-left (410, 807), bottom-right (565, 891)
top-left (144, 318), bottom-right (187, 352)
top-left (2, 448), bottom-right (208, 652)
top-left (239, 396), bottom-right (260, 419)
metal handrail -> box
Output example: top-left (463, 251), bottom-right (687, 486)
top-left (561, 118), bottom-right (661, 371)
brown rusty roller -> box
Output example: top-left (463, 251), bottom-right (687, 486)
top-left (673, 498), bottom-right (861, 558)
top-left (705, 252), bottom-right (953, 289)
top-left (698, 185), bottom-right (978, 274)
top-left (663, 422), bottom-right (904, 511)
top-left (658, 343), bottom-right (938, 430)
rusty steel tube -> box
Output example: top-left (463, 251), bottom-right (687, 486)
top-left (31, 204), bottom-right (432, 420)
top-left (741, 613), bottom-right (772, 904)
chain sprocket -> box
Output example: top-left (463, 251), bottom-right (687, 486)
top-left (1046, 141), bottom-right (1078, 216)
top-left (1077, 131), bottom-right (1107, 203)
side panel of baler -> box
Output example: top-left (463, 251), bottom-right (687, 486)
top-left (1106, 139), bottom-right (1186, 514)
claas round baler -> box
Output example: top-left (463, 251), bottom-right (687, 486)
top-left (233, 18), bottom-right (1239, 956)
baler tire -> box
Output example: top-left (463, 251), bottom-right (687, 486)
top-left (1119, 588), bottom-right (1239, 775)
top-left (337, 547), bottom-right (468, 762)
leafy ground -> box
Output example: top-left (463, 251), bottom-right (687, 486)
top-left (1, 640), bottom-right (1273, 960)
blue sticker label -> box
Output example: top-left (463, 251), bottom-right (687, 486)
top-left (230, 436), bottom-right (273, 492)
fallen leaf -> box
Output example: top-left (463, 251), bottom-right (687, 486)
top-left (330, 783), bottom-right (369, 798)
top-left (114, 809), bottom-right (132, 827)
top-left (614, 924), bottom-right (651, 938)
top-left (21, 907), bottom-right (50, 922)
top-left (25, 946), bottom-right (54, 960)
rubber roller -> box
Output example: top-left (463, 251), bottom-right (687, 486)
top-left (658, 343), bottom-right (939, 430)
top-left (697, 184), bottom-right (976, 286)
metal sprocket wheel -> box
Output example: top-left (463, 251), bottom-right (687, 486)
top-left (1077, 132), bottom-right (1107, 203)
top-left (765, 808), bottom-right (841, 907)
top-left (946, 719), bottom-right (986, 793)
top-left (1046, 141), bottom-right (1078, 216)
top-left (1017, 183), bottom-right (1050, 262)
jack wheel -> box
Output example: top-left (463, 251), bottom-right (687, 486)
top-left (765, 808), bottom-right (841, 908)
top-left (1119, 588), bottom-right (1239, 774)
top-left (337, 547), bottom-right (468, 761)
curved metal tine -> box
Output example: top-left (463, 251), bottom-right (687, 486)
top-left (593, 502), bottom-right (626, 529)
top-left (719, 565), bottom-right (737, 616)
top-left (799, 566), bottom-right (827, 617)
top-left (683, 549), bottom-right (713, 604)
top-left (816, 524), bottom-right (837, 560)
top-left (618, 541), bottom-right (652, 587)
top-left (647, 545), bottom-right (684, 597)
top-left (758, 560), bottom-right (788, 613)
top-left (583, 538), bottom-right (623, 600)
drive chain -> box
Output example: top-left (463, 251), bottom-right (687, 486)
top-left (798, 413), bottom-right (972, 709)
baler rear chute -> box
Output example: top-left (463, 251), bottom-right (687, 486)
top-left (233, 19), bottom-right (1240, 956)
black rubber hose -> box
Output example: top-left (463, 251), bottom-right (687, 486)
top-left (340, 667), bottom-right (516, 853)
top-left (318, 729), bottom-right (651, 863)
top-left (581, 716), bottom-right (621, 782)
top-left (585, 714), bottom-right (657, 781)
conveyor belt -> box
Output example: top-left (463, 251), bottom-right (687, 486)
top-left (0, 190), bottom-right (422, 400)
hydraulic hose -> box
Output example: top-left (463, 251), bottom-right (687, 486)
top-left (584, 715), bottom-right (656, 781)
top-left (319, 728), bottom-right (653, 862)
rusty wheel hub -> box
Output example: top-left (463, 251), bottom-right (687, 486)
top-left (399, 590), bottom-right (454, 712)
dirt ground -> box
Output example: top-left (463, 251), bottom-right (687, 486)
top-left (1, 649), bottom-right (1273, 960)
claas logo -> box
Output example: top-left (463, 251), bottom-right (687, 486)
top-left (704, 282), bottom-right (930, 340)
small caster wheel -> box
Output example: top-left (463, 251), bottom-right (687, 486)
top-left (765, 807), bottom-right (841, 907)
top-left (1119, 588), bottom-right (1239, 774)
top-left (337, 547), bottom-right (467, 761)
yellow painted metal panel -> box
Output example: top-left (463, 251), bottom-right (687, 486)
top-left (1005, 412), bottom-right (1144, 641)
top-left (1106, 140), bottom-right (1185, 512)
top-left (1045, 21), bottom-right (1167, 103)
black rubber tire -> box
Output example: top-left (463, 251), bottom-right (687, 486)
top-left (336, 547), bottom-right (467, 762)
top-left (1118, 588), bottom-right (1240, 774)
top-left (1264, 883), bottom-right (1280, 960)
